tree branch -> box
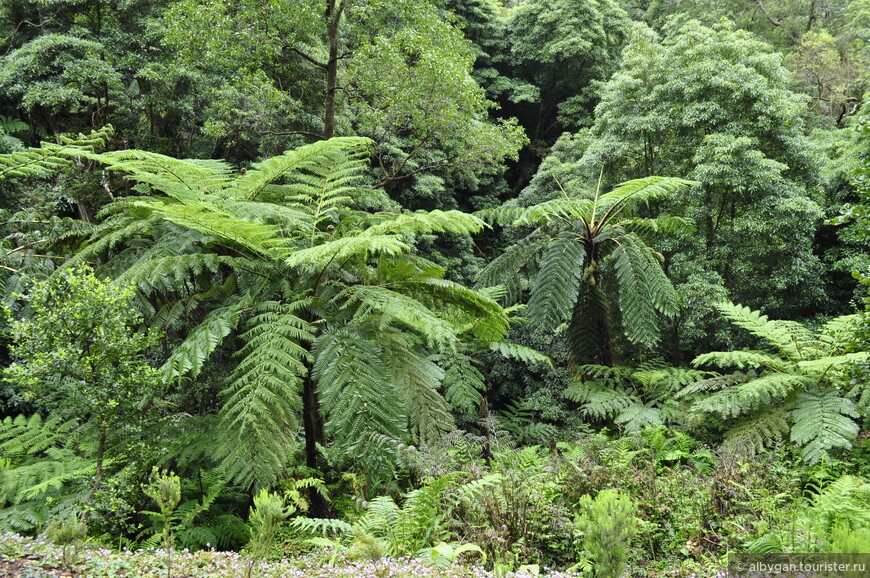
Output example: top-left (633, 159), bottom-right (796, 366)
top-left (289, 47), bottom-right (328, 69)
top-left (753, 0), bottom-right (782, 27)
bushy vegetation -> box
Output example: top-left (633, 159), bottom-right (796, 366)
top-left (2, 0), bottom-right (870, 576)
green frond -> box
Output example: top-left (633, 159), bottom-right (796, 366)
top-left (314, 327), bottom-right (406, 458)
top-left (475, 229), bottom-right (545, 303)
top-left (381, 340), bottom-right (453, 446)
top-left (676, 371), bottom-right (757, 399)
top-left (791, 387), bottom-right (860, 464)
top-left (489, 341), bottom-right (553, 369)
top-left (364, 209), bottom-right (486, 237)
top-left (145, 201), bottom-right (289, 258)
top-left (473, 205), bottom-right (526, 226)
top-left (219, 303), bottom-right (314, 488)
top-left (440, 354), bottom-right (486, 416)
top-left (161, 300), bottom-right (247, 382)
top-left (611, 236), bottom-right (666, 347)
top-left (404, 278), bottom-right (509, 343)
top-left (581, 387), bottom-right (640, 421)
top-left (291, 516), bottom-right (354, 537)
top-left (594, 176), bottom-right (697, 223)
top-left (0, 126), bottom-right (114, 180)
top-left (622, 215), bottom-right (695, 236)
top-left (614, 404), bottom-right (664, 433)
top-left (632, 364), bottom-right (708, 400)
top-left (285, 234), bottom-right (410, 268)
top-left (231, 136), bottom-right (372, 202)
top-left (115, 252), bottom-right (229, 296)
top-left (513, 198), bottom-right (595, 227)
top-left (87, 148), bottom-right (234, 198)
top-left (526, 234), bottom-right (585, 328)
top-left (335, 284), bottom-right (458, 347)
top-left (796, 353), bottom-right (870, 377)
top-left (693, 373), bottom-right (812, 419)
top-left (720, 410), bottom-right (790, 457)
top-left (566, 278), bottom-right (609, 368)
top-left (715, 303), bottom-right (820, 361)
top-left (692, 350), bottom-right (791, 372)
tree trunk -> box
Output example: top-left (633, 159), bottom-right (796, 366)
top-left (323, 0), bottom-right (345, 139)
top-left (302, 371), bottom-right (330, 517)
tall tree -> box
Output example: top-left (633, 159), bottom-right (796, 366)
top-left (534, 21), bottom-right (827, 344)
top-left (162, 0), bottom-right (526, 204)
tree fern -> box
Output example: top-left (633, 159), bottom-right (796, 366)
top-left (476, 175), bottom-right (693, 366)
top-left (683, 303), bottom-right (865, 462)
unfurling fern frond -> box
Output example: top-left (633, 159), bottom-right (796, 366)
top-left (526, 234), bottom-right (584, 329)
top-left (791, 387), bottom-right (860, 464)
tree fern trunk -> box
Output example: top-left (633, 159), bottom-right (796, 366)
top-left (302, 372), bottom-right (330, 517)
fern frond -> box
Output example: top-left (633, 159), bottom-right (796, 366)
top-left (232, 137), bottom-right (372, 202)
top-left (218, 303), bottom-right (314, 488)
top-left (364, 209), bottom-right (486, 237)
top-left (796, 353), bottom-right (870, 377)
top-left (614, 404), bottom-right (664, 433)
top-left (716, 303), bottom-right (819, 361)
top-left (473, 205), bottom-right (526, 226)
top-left (335, 284), bottom-right (458, 347)
top-left (0, 126), bottom-right (114, 180)
top-left (720, 409), bottom-right (790, 457)
top-left (161, 300), bottom-right (246, 382)
top-left (489, 341), bottom-right (553, 368)
top-left (791, 387), bottom-right (860, 464)
top-left (692, 350), bottom-right (791, 371)
top-left (693, 373), bottom-right (811, 419)
top-left (566, 278), bottom-right (609, 368)
top-left (284, 234), bottom-right (409, 268)
top-left (87, 148), bottom-right (233, 197)
top-left (594, 176), bottom-right (697, 223)
top-left (440, 354), bottom-right (485, 416)
top-left (514, 198), bottom-right (595, 226)
top-left (526, 234), bottom-right (584, 328)
top-left (314, 327), bottom-right (406, 456)
top-left (380, 338), bottom-right (453, 446)
top-left (611, 236), bottom-right (662, 347)
top-left (475, 229), bottom-right (544, 304)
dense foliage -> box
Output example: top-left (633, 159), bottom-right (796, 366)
top-left (2, 0), bottom-right (870, 576)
